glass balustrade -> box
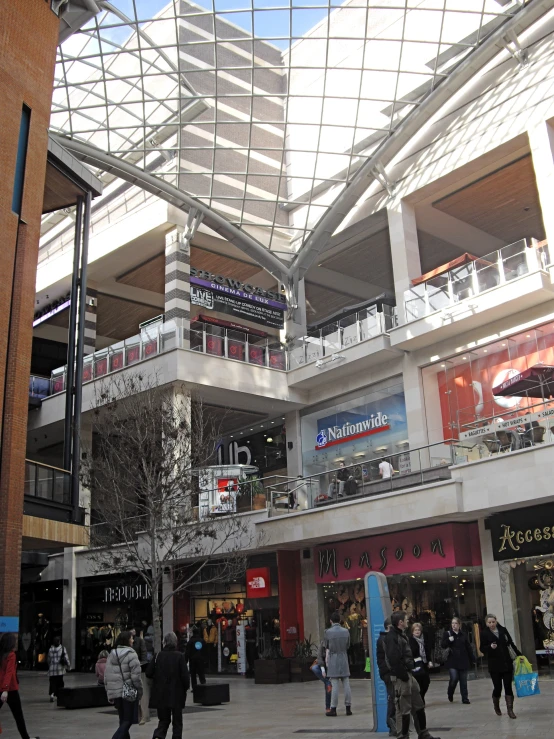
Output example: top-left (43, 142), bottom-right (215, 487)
top-left (24, 460), bottom-right (71, 505)
top-left (403, 239), bottom-right (550, 324)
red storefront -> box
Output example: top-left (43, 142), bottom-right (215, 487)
top-left (314, 523), bottom-right (484, 676)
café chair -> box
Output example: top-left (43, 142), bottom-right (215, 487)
top-left (522, 425), bottom-right (546, 448)
top-left (483, 437), bottom-right (501, 455)
top-left (495, 430), bottom-right (513, 453)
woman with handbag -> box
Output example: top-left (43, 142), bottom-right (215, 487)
top-left (104, 631), bottom-right (142, 739)
top-left (480, 613), bottom-right (521, 719)
top-left (440, 617), bottom-right (475, 704)
top-left (0, 632), bottom-right (39, 739)
top-left (47, 636), bottom-right (70, 702)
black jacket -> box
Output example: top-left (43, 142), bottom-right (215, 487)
top-left (146, 646), bottom-right (190, 709)
top-left (185, 635), bottom-right (205, 663)
top-left (408, 634), bottom-right (431, 673)
top-left (337, 467), bottom-right (348, 482)
top-left (376, 631), bottom-right (390, 682)
top-left (480, 624), bottom-right (521, 673)
top-left (383, 626), bottom-right (414, 682)
top-left (440, 629), bottom-right (475, 670)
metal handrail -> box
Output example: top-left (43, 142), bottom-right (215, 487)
top-left (25, 459), bottom-right (71, 474)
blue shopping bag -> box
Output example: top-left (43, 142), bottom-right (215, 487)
top-left (514, 671), bottom-right (540, 698)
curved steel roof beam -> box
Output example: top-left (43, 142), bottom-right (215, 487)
top-left (291, 0), bottom-right (551, 280)
top-left (49, 133), bottom-right (292, 283)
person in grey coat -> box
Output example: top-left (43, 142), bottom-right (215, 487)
top-left (321, 611), bottom-right (352, 717)
top-left (104, 631), bottom-right (143, 739)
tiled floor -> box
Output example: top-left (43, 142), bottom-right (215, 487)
top-left (1, 672), bottom-right (550, 738)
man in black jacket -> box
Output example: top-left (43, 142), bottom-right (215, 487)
top-left (383, 612), bottom-right (441, 739)
top-left (377, 617), bottom-right (396, 736)
top-left (146, 632), bottom-right (190, 739)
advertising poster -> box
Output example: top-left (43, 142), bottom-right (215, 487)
top-left (236, 623), bottom-right (246, 675)
top-left (191, 277), bottom-right (286, 329)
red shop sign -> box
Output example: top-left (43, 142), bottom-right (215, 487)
top-left (314, 523), bottom-right (481, 583)
top-left (246, 567), bottom-right (271, 599)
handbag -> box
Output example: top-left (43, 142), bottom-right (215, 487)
top-left (59, 647), bottom-right (68, 667)
top-left (513, 655), bottom-right (540, 698)
top-left (116, 651), bottom-right (138, 703)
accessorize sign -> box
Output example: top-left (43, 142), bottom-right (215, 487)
top-left (489, 503), bottom-right (554, 560)
top-left (314, 523), bottom-right (481, 583)
top-left (190, 267), bottom-right (286, 329)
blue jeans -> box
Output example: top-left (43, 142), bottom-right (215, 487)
top-left (310, 664), bottom-right (332, 710)
top-left (448, 668), bottom-right (468, 701)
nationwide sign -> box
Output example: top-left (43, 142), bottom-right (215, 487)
top-left (315, 412), bottom-right (390, 450)
top-left (190, 268), bottom-right (286, 329)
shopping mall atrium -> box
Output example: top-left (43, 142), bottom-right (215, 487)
top-left (5, 0), bottom-right (554, 707)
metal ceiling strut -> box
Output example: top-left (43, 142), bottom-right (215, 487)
top-left (290, 0), bottom-right (550, 281)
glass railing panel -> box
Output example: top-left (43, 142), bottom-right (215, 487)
top-left (474, 254), bottom-right (500, 292)
top-left (404, 284), bottom-right (427, 321)
top-left (125, 340), bottom-right (141, 365)
top-left (94, 352), bottom-right (108, 378)
top-left (268, 346), bottom-right (286, 370)
top-left (426, 279), bottom-right (452, 312)
top-left (24, 462), bottom-right (37, 496)
top-left (321, 323), bottom-right (341, 355)
top-left (109, 347), bottom-right (125, 372)
top-left (205, 327), bottom-right (224, 357)
top-left (305, 335), bottom-right (323, 364)
top-left (500, 239), bottom-right (528, 281)
top-left (360, 306), bottom-right (380, 340)
top-left (248, 341), bottom-right (266, 366)
top-left (53, 470), bottom-right (69, 504)
top-left (537, 241), bottom-right (550, 268)
top-left (142, 337), bottom-right (159, 360)
top-left (449, 263), bottom-right (474, 302)
top-left (160, 321), bottom-right (179, 352)
top-left (340, 314), bottom-right (359, 348)
top-left (36, 465), bottom-right (52, 499)
top-left (288, 338), bottom-right (307, 368)
top-left (82, 358), bottom-right (93, 382)
top-left (51, 371), bottom-right (65, 394)
top-left (190, 327), bottom-right (204, 352)
top-left (227, 336), bottom-right (246, 362)
top-left (29, 375), bottom-right (50, 399)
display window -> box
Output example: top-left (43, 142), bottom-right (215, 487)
top-left (300, 380), bottom-right (407, 479)
top-left (422, 321), bottom-right (554, 451)
top-left (322, 566), bottom-right (485, 676)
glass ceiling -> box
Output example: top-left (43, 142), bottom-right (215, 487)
top-left (50, 0), bottom-right (527, 261)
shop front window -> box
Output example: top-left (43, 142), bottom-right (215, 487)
top-left (422, 320), bottom-right (554, 457)
top-left (300, 381), bottom-right (407, 480)
top-left (321, 566), bottom-right (485, 676)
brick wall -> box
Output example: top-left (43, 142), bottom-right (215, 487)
top-left (0, 0), bottom-right (59, 617)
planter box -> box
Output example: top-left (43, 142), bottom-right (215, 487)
top-left (290, 658), bottom-right (317, 682)
top-left (254, 658), bottom-right (290, 684)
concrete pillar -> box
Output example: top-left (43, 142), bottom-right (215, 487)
top-left (162, 568), bottom-right (174, 635)
top-left (513, 563), bottom-right (538, 671)
top-left (83, 286), bottom-right (97, 356)
top-left (301, 550), bottom-right (325, 644)
top-left (528, 120), bottom-right (554, 246)
top-left (403, 356), bottom-right (429, 459)
top-left (387, 201), bottom-right (422, 324)
top-left (62, 547), bottom-right (78, 666)
top-left (284, 410), bottom-right (302, 477)
top-left (165, 227), bottom-right (190, 349)
top-left (478, 518), bottom-right (518, 638)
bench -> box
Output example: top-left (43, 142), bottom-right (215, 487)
top-left (57, 685), bottom-right (111, 709)
top-left (192, 683), bottom-right (230, 706)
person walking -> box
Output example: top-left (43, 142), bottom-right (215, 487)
top-left (377, 617), bottom-right (396, 736)
top-left (185, 627), bottom-right (206, 691)
top-left (130, 626), bottom-right (150, 726)
top-left (480, 613), bottom-right (521, 719)
top-left (104, 630), bottom-right (142, 739)
top-left (0, 633), bottom-right (39, 739)
top-left (96, 650), bottom-right (109, 686)
top-left (323, 611), bottom-right (352, 717)
top-left (146, 632), bottom-right (189, 739)
top-left (409, 623), bottom-right (432, 704)
top-left (47, 636), bottom-right (70, 702)
top-left (383, 611), bottom-right (441, 739)
top-left (440, 617), bottom-right (475, 704)
top-left (313, 639), bottom-right (333, 715)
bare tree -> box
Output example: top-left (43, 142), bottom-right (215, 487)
top-left (82, 373), bottom-right (257, 653)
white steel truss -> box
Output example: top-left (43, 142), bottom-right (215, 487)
top-left (49, 0), bottom-right (542, 280)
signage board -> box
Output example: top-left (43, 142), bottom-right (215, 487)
top-left (364, 572), bottom-right (392, 733)
top-left (104, 583), bottom-right (152, 603)
top-left (236, 623), bottom-right (247, 674)
top-left (246, 567), bottom-right (271, 598)
top-left (489, 503), bottom-right (554, 560)
top-left (190, 268), bottom-right (286, 329)
top-left (0, 616), bottom-right (19, 633)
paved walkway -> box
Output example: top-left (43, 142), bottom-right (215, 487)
top-left (1, 672), bottom-right (551, 738)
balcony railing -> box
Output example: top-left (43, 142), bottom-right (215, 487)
top-left (288, 305), bottom-right (396, 369)
top-left (29, 375), bottom-right (51, 400)
top-left (265, 439), bottom-right (468, 516)
top-left (24, 459), bottom-right (71, 505)
top-left (404, 239), bottom-right (550, 323)
top-left (190, 324), bottom-right (286, 370)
